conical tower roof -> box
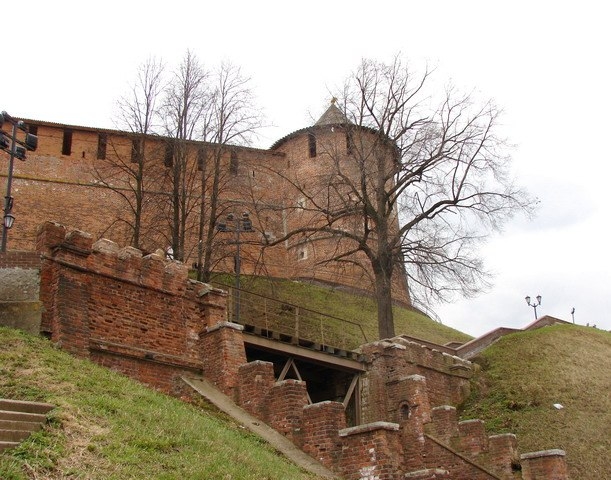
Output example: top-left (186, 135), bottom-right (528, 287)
top-left (270, 100), bottom-right (352, 150)
top-left (314, 99), bottom-right (350, 126)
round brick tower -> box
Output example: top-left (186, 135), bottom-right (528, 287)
top-left (270, 102), bottom-right (411, 306)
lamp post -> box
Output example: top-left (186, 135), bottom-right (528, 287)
top-left (216, 212), bottom-right (254, 323)
top-left (0, 111), bottom-right (38, 252)
top-left (525, 295), bottom-right (542, 320)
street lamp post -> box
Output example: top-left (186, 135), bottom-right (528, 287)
top-left (217, 212), bottom-right (254, 323)
top-left (525, 295), bottom-right (542, 320)
top-left (1, 111), bottom-right (38, 252)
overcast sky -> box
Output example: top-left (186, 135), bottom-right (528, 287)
top-left (2, 0), bottom-right (609, 336)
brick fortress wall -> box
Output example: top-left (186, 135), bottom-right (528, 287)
top-left (4, 117), bottom-right (411, 308)
top-left (36, 222), bottom-right (568, 479)
top-left (36, 221), bottom-right (227, 396)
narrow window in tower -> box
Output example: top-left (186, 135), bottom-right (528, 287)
top-left (62, 129), bottom-right (72, 156)
top-left (346, 131), bottom-right (354, 155)
top-left (197, 147), bottom-right (206, 171)
top-left (308, 132), bottom-right (316, 158)
top-left (131, 138), bottom-right (142, 163)
top-left (297, 243), bottom-right (308, 260)
top-left (230, 150), bottom-right (238, 175)
top-left (97, 133), bottom-right (107, 160)
top-left (164, 141), bottom-right (174, 167)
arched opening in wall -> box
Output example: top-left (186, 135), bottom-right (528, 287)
top-left (399, 401), bottom-right (410, 421)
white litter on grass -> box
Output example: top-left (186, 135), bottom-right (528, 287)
top-left (553, 403), bottom-right (564, 410)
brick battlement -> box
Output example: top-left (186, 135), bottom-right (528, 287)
top-left (37, 221), bottom-right (227, 395)
top-left (33, 222), bottom-right (569, 479)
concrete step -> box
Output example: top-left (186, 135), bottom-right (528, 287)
top-left (0, 419), bottom-right (42, 432)
top-left (0, 399), bottom-right (55, 452)
top-left (0, 429), bottom-right (32, 442)
top-left (0, 399), bottom-right (55, 415)
top-left (0, 410), bottom-right (46, 423)
top-left (0, 441), bottom-right (20, 452)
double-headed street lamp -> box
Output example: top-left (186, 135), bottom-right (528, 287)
top-left (1, 111), bottom-right (38, 252)
top-left (525, 294), bottom-right (542, 320)
top-left (217, 212), bottom-right (254, 323)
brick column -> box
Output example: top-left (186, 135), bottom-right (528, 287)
top-left (236, 360), bottom-right (275, 418)
top-left (267, 379), bottom-right (309, 442)
top-left (457, 419), bottom-right (488, 457)
top-left (521, 450), bottom-right (569, 480)
top-left (488, 433), bottom-right (518, 479)
top-left (400, 375), bottom-right (431, 472)
top-left (301, 401), bottom-right (346, 469)
top-left (199, 322), bottom-right (247, 398)
top-left (428, 406), bottom-right (459, 443)
top-left (338, 422), bottom-right (402, 480)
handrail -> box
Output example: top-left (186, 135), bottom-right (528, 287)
top-left (214, 282), bottom-right (368, 348)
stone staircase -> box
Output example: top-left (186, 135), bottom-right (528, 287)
top-left (0, 398), bottom-right (55, 452)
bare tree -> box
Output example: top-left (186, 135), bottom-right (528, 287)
top-left (92, 58), bottom-right (165, 250)
top-left (161, 51), bottom-right (211, 261)
top-left (266, 56), bottom-right (534, 339)
top-left (196, 61), bottom-right (263, 282)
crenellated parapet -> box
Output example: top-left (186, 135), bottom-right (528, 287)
top-left (36, 221), bottom-right (228, 395)
top-left (358, 337), bottom-right (473, 424)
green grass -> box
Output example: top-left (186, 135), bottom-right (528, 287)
top-left (459, 324), bottom-right (611, 480)
top-left (210, 273), bottom-right (471, 348)
top-left (0, 327), bottom-right (325, 480)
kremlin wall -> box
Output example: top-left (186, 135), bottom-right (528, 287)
top-left (2, 105), bottom-right (410, 305)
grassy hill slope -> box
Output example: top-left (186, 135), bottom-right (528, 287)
top-left (459, 324), bottom-right (611, 480)
top-left (0, 327), bottom-right (324, 480)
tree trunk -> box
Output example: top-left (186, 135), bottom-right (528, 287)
top-left (373, 256), bottom-right (395, 339)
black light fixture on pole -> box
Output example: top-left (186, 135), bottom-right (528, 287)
top-left (1, 111), bottom-right (38, 252)
top-left (216, 212), bottom-right (254, 323)
top-left (525, 294), bottom-right (542, 320)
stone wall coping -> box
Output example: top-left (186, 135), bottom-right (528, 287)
top-left (404, 468), bottom-right (449, 478)
top-left (339, 421), bottom-right (400, 437)
top-left (489, 433), bottom-right (517, 440)
top-left (520, 449), bottom-right (566, 460)
top-left (458, 419), bottom-right (485, 426)
top-left (245, 359), bottom-right (273, 367)
top-left (432, 405), bottom-right (456, 412)
top-left (275, 379), bottom-right (305, 386)
top-left (303, 400), bottom-right (341, 411)
top-left (205, 321), bottom-right (244, 333)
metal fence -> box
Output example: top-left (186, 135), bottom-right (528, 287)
top-left (218, 284), bottom-right (368, 351)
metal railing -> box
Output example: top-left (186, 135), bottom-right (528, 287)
top-left (216, 283), bottom-right (368, 350)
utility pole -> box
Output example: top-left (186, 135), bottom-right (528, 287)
top-left (0, 111), bottom-right (38, 252)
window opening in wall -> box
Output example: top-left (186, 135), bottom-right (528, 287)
top-left (28, 124), bottom-right (38, 136)
top-left (230, 150), bottom-right (238, 175)
top-left (296, 243), bottom-right (308, 261)
top-left (346, 131), bottom-right (354, 155)
top-left (308, 132), bottom-right (317, 158)
top-left (62, 129), bottom-right (72, 156)
top-left (197, 147), bottom-right (206, 171)
top-left (131, 138), bottom-right (142, 163)
top-left (262, 231), bottom-right (276, 243)
top-left (164, 141), bottom-right (174, 167)
top-left (97, 133), bottom-right (107, 160)
top-left (399, 402), bottom-right (410, 421)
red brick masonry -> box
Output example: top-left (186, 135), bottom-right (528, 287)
top-left (35, 222), bottom-right (569, 479)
